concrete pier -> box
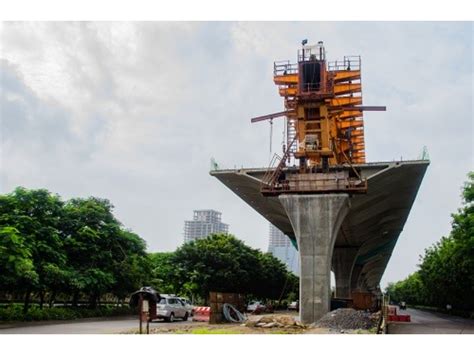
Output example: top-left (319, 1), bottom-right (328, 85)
top-left (332, 247), bottom-right (358, 299)
top-left (279, 194), bottom-right (350, 324)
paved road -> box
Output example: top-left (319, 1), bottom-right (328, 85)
top-left (388, 307), bottom-right (474, 334)
top-left (0, 316), bottom-right (194, 334)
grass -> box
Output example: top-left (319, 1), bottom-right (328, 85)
top-left (141, 324), bottom-right (307, 335)
top-left (189, 327), bottom-right (244, 334)
top-left (171, 326), bottom-right (244, 334)
top-left (353, 327), bottom-right (378, 334)
top-left (270, 330), bottom-right (305, 334)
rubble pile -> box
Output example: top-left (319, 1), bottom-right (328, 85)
top-left (245, 315), bottom-right (306, 329)
top-left (312, 308), bottom-right (380, 330)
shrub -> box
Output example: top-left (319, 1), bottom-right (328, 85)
top-left (0, 304), bottom-right (134, 322)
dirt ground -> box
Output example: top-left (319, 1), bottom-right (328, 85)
top-left (125, 311), bottom-right (374, 334)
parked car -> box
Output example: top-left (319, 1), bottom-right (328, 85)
top-left (156, 295), bottom-right (190, 322)
top-left (288, 301), bottom-right (299, 311)
top-left (179, 297), bottom-right (195, 316)
top-left (247, 301), bottom-right (266, 314)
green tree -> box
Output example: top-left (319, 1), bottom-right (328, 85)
top-left (0, 226), bottom-right (39, 294)
top-left (170, 234), bottom-right (296, 304)
top-left (0, 187), bottom-right (66, 312)
top-left (386, 172), bottom-right (474, 312)
top-left (0, 187), bottom-right (153, 311)
top-left (418, 172), bottom-right (474, 310)
top-left (386, 272), bottom-right (424, 305)
top-left (254, 252), bottom-right (290, 301)
top-left (172, 234), bottom-right (261, 302)
top-left (148, 252), bottom-right (178, 294)
top-left (111, 231), bottom-right (152, 303)
top-left (61, 197), bottom-right (147, 307)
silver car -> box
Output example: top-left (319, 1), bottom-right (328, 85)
top-left (156, 296), bottom-right (189, 322)
top-left (179, 298), bottom-right (195, 316)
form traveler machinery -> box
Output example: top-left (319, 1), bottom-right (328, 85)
top-left (251, 41), bottom-right (386, 196)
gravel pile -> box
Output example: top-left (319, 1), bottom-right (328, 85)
top-left (312, 308), bottom-right (380, 330)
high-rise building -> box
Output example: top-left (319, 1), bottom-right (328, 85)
top-left (184, 210), bottom-right (229, 243)
top-left (268, 224), bottom-right (300, 275)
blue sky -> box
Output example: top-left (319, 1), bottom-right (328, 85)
top-left (1, 22), bottom-right (472, 287)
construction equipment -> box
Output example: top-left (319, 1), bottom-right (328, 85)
top-left (251, 40), bottom-right (386, 196)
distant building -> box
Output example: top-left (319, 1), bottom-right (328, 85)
top-left (184, 210), bottom-right (229, 243)
top-left (268, 224), bottom-right (299, 275)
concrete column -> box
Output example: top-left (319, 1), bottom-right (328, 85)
top-left (279, 194), bottom-right (350, 324)
top-left (332, 247), bottom-right (358, 299)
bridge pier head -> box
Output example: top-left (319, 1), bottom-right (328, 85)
top-left (279, 194), bottom-right (350, 324)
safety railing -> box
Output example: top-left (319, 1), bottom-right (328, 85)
top-left (261, 153), bottom-right (282, 187)
top-left (299, 78), bottom-right (334, 94)
top-left (261, 136), bottom-right (297, 192)
top-left (274, 60), bottom-right (298, 76)
top-left (297, 45), bottom-right (325, 62)
top-left (328, 56), bottom-right (361, 71)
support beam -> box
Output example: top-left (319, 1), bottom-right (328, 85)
top-left (332, 247), bottom-right (358, 299)
top-left (279, 194), bottom-right (350, 324)
top-left (250, 110), bottom-right (295, 123)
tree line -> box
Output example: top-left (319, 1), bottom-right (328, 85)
top-left (149, 234), bottom-right (299, 305)
top-left (0, 187), bottom-right (151, 313)
top-left (0, 187), bottom-right (298, 315)
top-left (386, 172), bottom-right (474, 313)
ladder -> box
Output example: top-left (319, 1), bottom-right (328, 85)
top-left (286, 119), bottom-right (297, 161)
top-left (262, 135), bottom-right (297, 193)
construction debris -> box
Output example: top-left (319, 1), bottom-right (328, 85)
top-left (312, 308), bottom-right (380, 331)
top-left (245, 315), bottom-right (306, 329)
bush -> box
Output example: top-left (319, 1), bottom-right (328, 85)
top-left (0, 304), bottom-right (23, 321)
top-left (0, 304), bottom-right (134, 322)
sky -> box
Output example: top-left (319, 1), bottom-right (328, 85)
top-left (0, 22), bottom-right (472, 287)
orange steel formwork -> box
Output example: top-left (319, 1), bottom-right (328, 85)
top-left (252, 41), bottom-right (385, 195)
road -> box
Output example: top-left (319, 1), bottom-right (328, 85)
top-left (388, 307), bottom-right (474, 334)
top-left (0, 316), bottom-right (194, 334)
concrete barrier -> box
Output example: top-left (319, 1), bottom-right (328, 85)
top-left (192, 307), bottom-right (210, 322)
